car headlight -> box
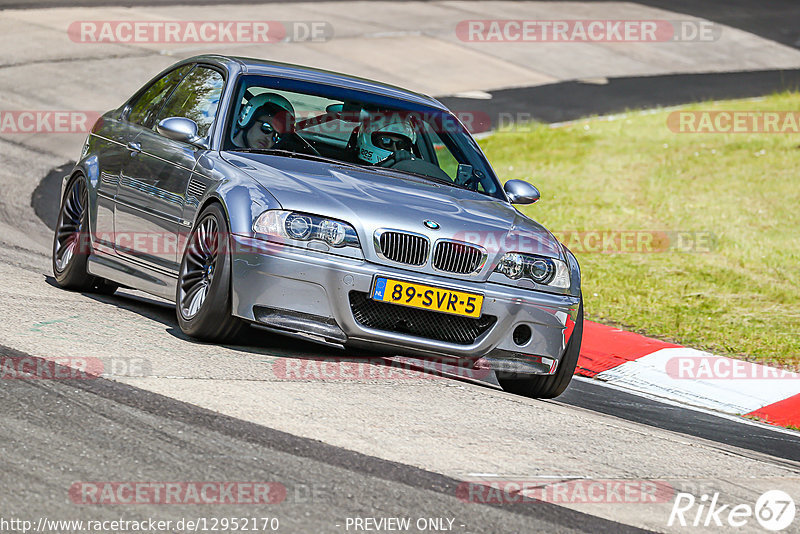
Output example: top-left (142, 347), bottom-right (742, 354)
top-left (494, 253), bottom-right (570, 288)
top-left (253, 210), bottom-right (360, 249)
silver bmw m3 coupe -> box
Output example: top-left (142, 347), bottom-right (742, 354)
top-left (52, 55), bottom-right (583, 398)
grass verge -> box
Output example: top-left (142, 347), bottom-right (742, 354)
top-left (479, 93), bottom-right (800, 368)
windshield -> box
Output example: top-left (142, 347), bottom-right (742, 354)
top-left (223, 74), bottom-right (504, 199)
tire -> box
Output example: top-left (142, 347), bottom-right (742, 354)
top-left (52, 176), bottom-right (97, 291)
top-left (52, 175), bottom-right (120, 295)
top-left (176, 203), bottom-right (243, 342)
top-left (497, 298), bottom-right (584, 399)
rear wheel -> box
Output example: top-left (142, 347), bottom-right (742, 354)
top-left (53, 175), bottom-right (117, 295)
top-left (497, 299), bottom-right (584, 399)
top-left (176, 203), bottom-right (243, 342)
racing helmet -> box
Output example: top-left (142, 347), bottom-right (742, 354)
top-left (237, 92), bottom-right (295, 129)
top-left (356, 113), bottom-right (416, 165)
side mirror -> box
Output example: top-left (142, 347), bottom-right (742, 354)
top-left (504, 179), bottom-right (540, 205)
top-left (157, 117), bottom-right (206, 148)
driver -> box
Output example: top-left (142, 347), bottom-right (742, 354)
top-left (355, 114), bottom-right (417, 166)
top-left (233, 93), bottom-right (298, 150)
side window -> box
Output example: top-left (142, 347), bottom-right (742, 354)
top-left (127, 65), bottom-right (192, 127)
top-left (156, 66), bottom-right (224, 139)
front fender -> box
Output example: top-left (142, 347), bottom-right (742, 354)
top-left (562, 244), bottom-right (582, 299)
top-left (187, 153), bottom-right (281, 237)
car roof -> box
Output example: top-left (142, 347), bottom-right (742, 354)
top-left (189, 54), bottom-right (448, 111)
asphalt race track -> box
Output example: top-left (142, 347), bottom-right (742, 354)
top-left (27, 168), bottom-right (800, 464)
top-left (2, 1), bottom-right (800, 533)
top-left (2, 352), bottom-right (643, 533)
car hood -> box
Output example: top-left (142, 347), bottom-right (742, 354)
top-left (222, 152), bottom-right (564, 262)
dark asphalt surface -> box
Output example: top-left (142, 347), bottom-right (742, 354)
top-left (3, 0), bottom-right (799, 54)
top-left (558, 379), bottom-right (800, 464)
top-left (22, 273), bottom-right (800, 468)
top-left (0, 346), bottom-right (640, 534)
top-left (395, 358), bottom-right (800, 463)
top-left (440, 69), bottom-right (800, 127)
top-left (0, 0), bottom-right (378, 7)
top-left (633, 0), bottom-right (800, 50)
top-left (29, 69), bottom-right (800, 478)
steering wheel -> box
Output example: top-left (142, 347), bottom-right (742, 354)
top-left (382, 151), bottom-right (456, 183)
top-left (378, 150), bottom-right (414, 168)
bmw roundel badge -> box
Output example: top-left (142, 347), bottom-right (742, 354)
top-left (423, 220), bottom-right (440, 230)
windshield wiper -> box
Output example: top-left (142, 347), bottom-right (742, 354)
top-left (369, 165), bottom-right (475, 192)
top-left (406, 172), bottom-right (473, 191)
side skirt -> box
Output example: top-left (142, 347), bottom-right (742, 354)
top-left (87, 251), bottom-right (177, 302)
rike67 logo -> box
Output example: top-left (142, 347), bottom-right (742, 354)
top-left (669, 490), bottom-right (796, 531)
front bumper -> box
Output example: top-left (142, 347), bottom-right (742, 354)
top-left (230, 235), bottom-right (581, 373)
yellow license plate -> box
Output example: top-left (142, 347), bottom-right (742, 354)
top-left (371, 277), bottom-right (483, 318)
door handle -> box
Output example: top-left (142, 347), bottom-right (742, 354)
top-left (127, 142), bottom-right (141, 153)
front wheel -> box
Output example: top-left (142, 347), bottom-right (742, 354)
top-left (176, 203), bottom-right (243, 342)
top-left (497, 299), bottom-right (584, 399)
top-left (52, 175), bottom-right (119, 295)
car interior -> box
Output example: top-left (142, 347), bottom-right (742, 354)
top-left (227, 86), bottom-right (499, 194)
